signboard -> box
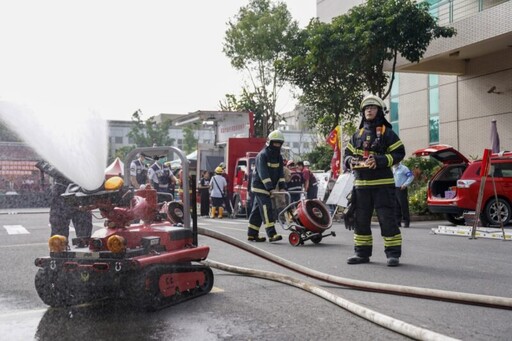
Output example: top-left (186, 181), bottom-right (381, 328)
top-left (217, 115), bottom-right (251, 144)
top-left (326, 172), bottom-right (354, 207)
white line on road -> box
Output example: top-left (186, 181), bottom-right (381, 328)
top-left (3, 225), bottom-right (29, 235)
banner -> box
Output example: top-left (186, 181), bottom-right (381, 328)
top-left (326, 126), bottom-right (342, 178)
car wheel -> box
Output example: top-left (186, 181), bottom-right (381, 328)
top-left (483, 198), bottom-right (511, 226)
top-left (445, 213), bottom-right (465, 225)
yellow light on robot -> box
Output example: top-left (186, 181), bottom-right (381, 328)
top-left (48, 235), bottom-right (67, 253)
top-left (107, 235), bottom-right (126, 254)
top-left (104, 176), bottom-right (124, 190)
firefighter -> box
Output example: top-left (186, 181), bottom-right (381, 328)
top-left (344, 95), bottom-right (405, 267)
top-left (247, 130), bottom-right (286, 242)
top-left (210, 166), bottom-right (227, 218)
top-left (286, 160), bottom-right (303, 203)
top-left (129, 153), bottom-right (148, 189)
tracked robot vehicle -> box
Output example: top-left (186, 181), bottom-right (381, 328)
top-left (34, 147), bottom-right (213, 311)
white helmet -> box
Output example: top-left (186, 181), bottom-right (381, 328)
top-left (267, 130), bottom-right (285, 145)
top-left (360, 95), bottom-right (386, 111)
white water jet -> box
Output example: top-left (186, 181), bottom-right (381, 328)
top-left (0, 98), bottom-right (108, 191)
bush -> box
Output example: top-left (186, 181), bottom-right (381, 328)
top-left (402, 157), bottom-right (441, 216)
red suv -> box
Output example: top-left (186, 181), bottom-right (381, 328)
top-left (413, 145), bottom-right (512, 226)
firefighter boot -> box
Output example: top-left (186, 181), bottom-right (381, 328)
top-left (347, 255), bottom-right (370, 264)
top-left (218, 207), bottom-right (224, 219)
top-left (210, 207), bottom-right (217, 219)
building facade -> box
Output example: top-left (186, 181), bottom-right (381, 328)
top-left (317, 0), bottom-right (512, 158)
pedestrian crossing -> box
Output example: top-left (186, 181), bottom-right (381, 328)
top-left (2, 223), bottom-right (105, 235)
top-left (1, 220), bottom-right (246, 235)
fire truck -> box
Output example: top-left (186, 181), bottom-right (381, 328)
top-left (197, 137), bottom-right (266, 217)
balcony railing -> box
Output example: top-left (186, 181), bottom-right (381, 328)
top-left (427, 0), bottom-right (509, 25)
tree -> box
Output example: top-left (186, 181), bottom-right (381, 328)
top-left (182, 126), bottom-right (198, 154)
top-left (223, 0), bottom-right (299, 137)
top-left (347, 0), bottom-right (456, 99)
top-left (280, 0), bottom-right (456, 134)
top-left (279, 18), bottom-right (365, 135)
top-left (127, 110), bottom-right (175, 148)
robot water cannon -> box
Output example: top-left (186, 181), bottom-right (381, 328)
top-left (34, 146), bottom-right (213, 311)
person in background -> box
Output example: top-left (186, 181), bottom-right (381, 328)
top-left (392, 162), bottom-right (414, 228)
top-left (198, 170), bottom-right (211, 217)
top-left (246, 130), bottom-right (286, 243)
top-left (129, 153), bottom-right (148, 189)
top-left (36, 161), bottom-right (93, 243)
top-left (147, 155), bottom-right (177, 195)
top-left (297, 160), bottom-right (318, 200)
top-left (344, 94), bottom-right (405, 267)
top-left (286, 160), bottom-right (303, 203)
top-left (210, 167), bottom-right (227, 218)
top-left (219, 162), bottom-right (233, 217)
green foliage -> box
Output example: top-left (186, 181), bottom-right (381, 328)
top-left (223, 0), bottom-right (300, 136)
top-left (278, 0), bottom-right (456, 135)
top-left (111, 145), bottom-right (135, 164)
top-left (182, 126), bottom-right (198, 154)
top-left (347, 0), bottom-right (456, 98)
top-left (403, 156), bottom-right (441, 215)
top-left (278, 18), bottom-right (364, 135)
top-left (409, 185), bottom-right (429, 216)
top-left (127, 110), bottom-right (175, 148)
top-left (302, 144), bottom-right (333, 171)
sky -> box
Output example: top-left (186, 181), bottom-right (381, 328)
top-left (0, 0), bottom-right (317, 122)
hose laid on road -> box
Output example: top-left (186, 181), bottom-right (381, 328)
top-left (203, 259), bottom-right (459, 341)
top-left (198, 226), bottom-right (512, 310)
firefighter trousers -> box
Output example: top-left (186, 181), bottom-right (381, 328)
top-left (247, 192), bottom-right (278, 238)
top-left (353, 187), bottom-right (402, 259)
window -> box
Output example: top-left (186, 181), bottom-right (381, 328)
top-left (114, 136), bottom-right (123, 144)
top-left (390, 75), bottom-right (399, 134)
top-left (428, 74), bottom-right (440, 145)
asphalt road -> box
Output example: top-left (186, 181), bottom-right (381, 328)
top-left (0, 210), bottom-right (511, 340)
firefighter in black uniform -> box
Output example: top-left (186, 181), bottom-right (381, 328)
top-left (344, 95), bottom-right (405, 267)
top-left (247, 130), bottom-right (287, 242)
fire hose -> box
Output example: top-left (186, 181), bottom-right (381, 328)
top-left (198, 227), bottom-right (512, 310)
top-left (198, 226), bottom-right (512, 340)
top-left (203, 259), bottom-right (458, 341)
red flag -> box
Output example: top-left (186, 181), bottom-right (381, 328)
top-left (327, 126), bottom-right (341, 178)
top-left (326, 127), bottom-right (339, 149)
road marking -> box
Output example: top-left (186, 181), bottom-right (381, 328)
top-left (3, 225), bottom-right (29, 235)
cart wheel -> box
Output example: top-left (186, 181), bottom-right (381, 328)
top-left (311, 234), bottom-right (323, 244)
top-left (288, 232), bottom-right (302, 246)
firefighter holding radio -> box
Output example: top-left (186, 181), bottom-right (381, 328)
top-left (344, 95), bottom-right (405, 267)
top-left (246, 130), bottom-right (286, 243)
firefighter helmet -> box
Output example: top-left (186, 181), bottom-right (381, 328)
top-left (267, 130), bottom-right (285, 144)
top-left (215, 167), bottom-right (223, 174)
top-left (360, 95), bottom-right (386, 111)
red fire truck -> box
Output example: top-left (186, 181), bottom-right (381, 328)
top-left (197, 137), bottom-right (266, 217)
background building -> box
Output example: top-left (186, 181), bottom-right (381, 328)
top-left (318, 0), bottom-right (512, 158)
